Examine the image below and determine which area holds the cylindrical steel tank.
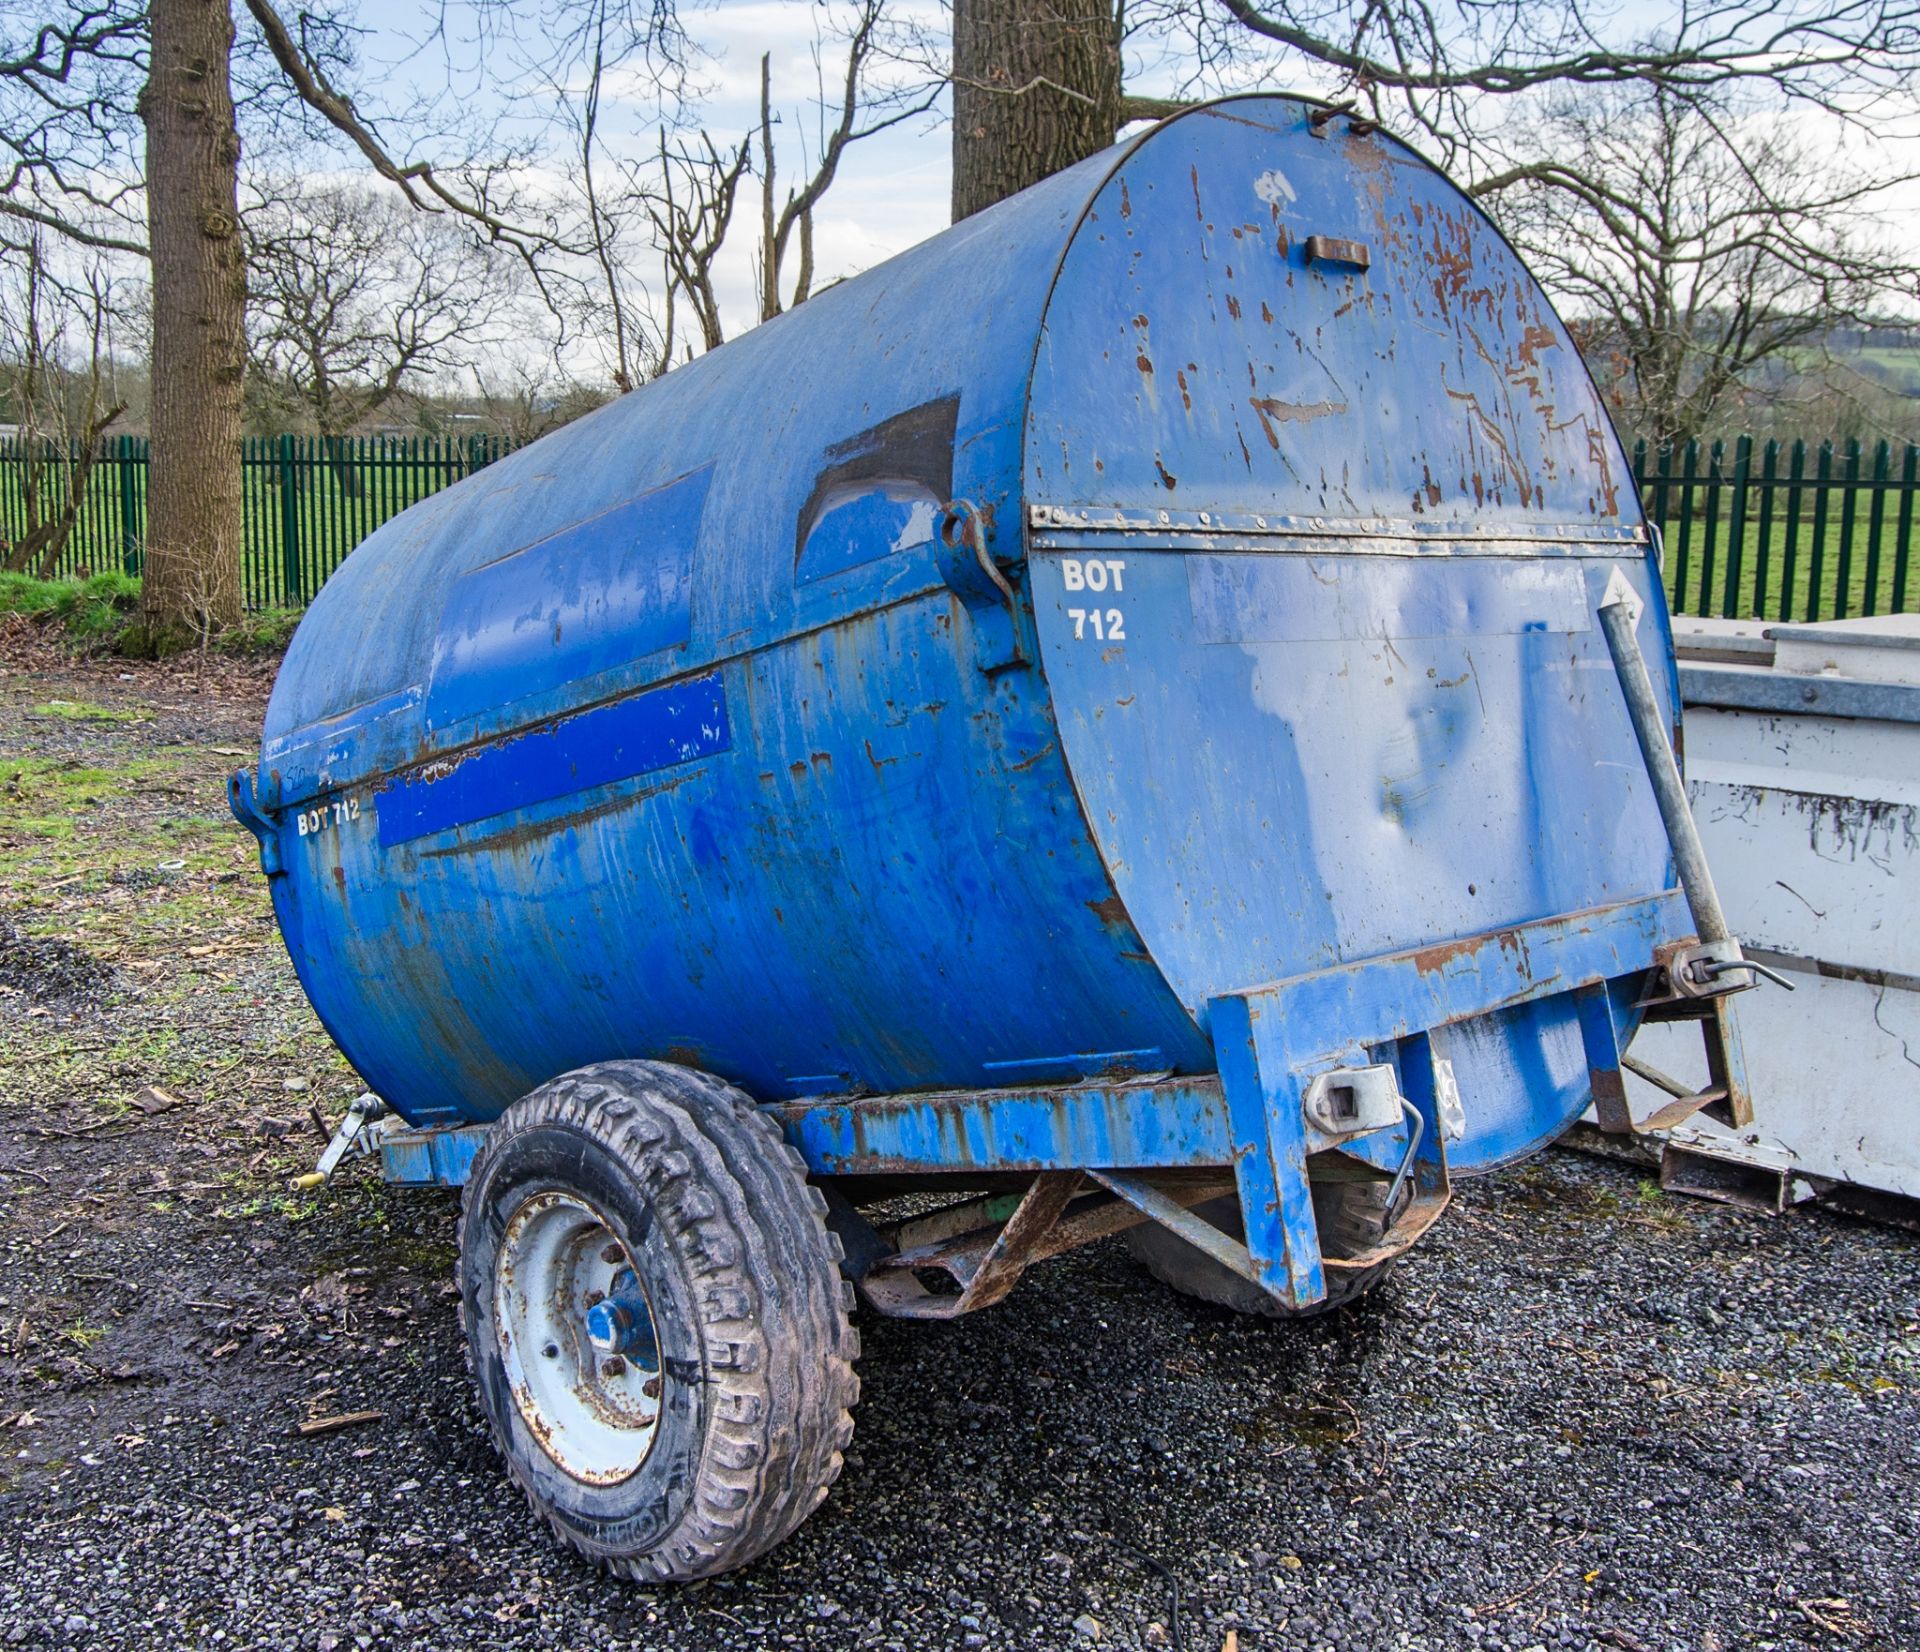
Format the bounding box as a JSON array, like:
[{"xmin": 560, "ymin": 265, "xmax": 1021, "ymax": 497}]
[{"xmin": 246, "ymin": 94, "xmax": 1678, "ymax": 1173}]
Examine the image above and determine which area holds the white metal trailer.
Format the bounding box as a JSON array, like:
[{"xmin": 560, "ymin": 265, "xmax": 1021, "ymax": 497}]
[{"xmin": 1614, "ymin": 613, "xmax": 1920, "ymax": 1216}]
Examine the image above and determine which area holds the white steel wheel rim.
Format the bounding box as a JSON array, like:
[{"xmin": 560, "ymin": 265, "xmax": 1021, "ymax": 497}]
[{"xmin": 494, "ymin": 1190, "xmax": 663, "ymax": 1485}]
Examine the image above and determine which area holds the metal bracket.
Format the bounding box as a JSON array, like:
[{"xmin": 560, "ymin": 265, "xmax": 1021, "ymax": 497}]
[
  {"xmin": 1301, "ymin": 1063, "xmax": 1404, "ymax": 1140},
  {"xmin": 936, "ymin": 497, "xmax": 1028, "ymax": 674},
  {"xmin": 1654, "ymin": 938, "xmax": 1794, "ymax": 999},
  {"xmin": 847, "ymin": 1173, "xmax": 1240, "ymax": 1319},
  {"xmin": 1583, "ymin": 974, "xmax": 1754, "ymax": 1136},
  {"xmin": 856, "ymin": 1172, "xmax": 1081, "ymax": 1318}
]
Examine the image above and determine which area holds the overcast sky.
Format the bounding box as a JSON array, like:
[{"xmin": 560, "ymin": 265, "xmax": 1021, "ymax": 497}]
[
  {"xmin": 334, "ymin": 0, "xmax": 1364, "ymax": 348},
  {"xmin": 331, "ymin": 0, "xmax": 1918, "ymax": 370}
]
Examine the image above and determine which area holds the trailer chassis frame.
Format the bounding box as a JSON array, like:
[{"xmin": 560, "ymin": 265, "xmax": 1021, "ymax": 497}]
[{"xmin": 374, "ymin": 884, "xmax": 1723, "ymax": 1317}]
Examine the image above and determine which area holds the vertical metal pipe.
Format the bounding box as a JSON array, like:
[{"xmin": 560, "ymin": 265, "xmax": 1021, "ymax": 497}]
[{"xmin": 1596, "ymin": 569, "xmax": 1732, "ymax": 946}]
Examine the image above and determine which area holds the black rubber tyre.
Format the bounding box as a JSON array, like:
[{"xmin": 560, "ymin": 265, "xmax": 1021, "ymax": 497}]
[
  {"xmin": 1124, "ymin": 1180, "xmax": 1397, "ymax": 1319},
  {"xmin": 457, "ymin": 1060, "xmax": 859, "ymax": 1581}
]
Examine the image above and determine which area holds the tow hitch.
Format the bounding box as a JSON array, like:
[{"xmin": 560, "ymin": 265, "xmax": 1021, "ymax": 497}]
[{"xmin": 290, "ymin": 1094, "xmax": 389, "ymax": 1191}]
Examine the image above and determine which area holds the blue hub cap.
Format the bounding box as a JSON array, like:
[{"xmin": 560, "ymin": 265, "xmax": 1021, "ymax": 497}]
[{"xmin": 583, "ymin": 1268, "xmax": 660, "ymax": 1370}]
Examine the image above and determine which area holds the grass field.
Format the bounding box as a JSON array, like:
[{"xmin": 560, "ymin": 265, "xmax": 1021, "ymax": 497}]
[{"xmin": 1658, "ymin": 511, "xmax": 1915, "ymax": 622}]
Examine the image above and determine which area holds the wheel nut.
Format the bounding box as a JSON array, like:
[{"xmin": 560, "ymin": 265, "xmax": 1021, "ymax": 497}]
[
  {"xmin": 601, "ymin": 1243, "xmax": 624, "ymax": 1264},
  {"xmin": 642, "ymin": 1375, "xmax": 662, "ymax": 1399},
  {"xmin": 601, "ymin": 1356, "xmax": 626, "ymax": 1378}
]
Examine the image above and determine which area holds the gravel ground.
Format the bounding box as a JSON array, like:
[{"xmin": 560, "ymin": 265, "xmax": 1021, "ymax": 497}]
[{"xmin": 2, "ymin": 640, "xmax": 1917, "ymax": 1652}]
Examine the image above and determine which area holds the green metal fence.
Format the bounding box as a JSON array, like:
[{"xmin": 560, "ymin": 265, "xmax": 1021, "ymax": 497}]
[
  {"xmin": 3, "ymin": 430, "xmax": 1916, "ymax": 620},
  {"xmin": 1632, "ymin": 436, "xmax": 1918, "ymax": 622},
  {"xmin": 0, "ymin": 433, "xmax": 510, "ymax": 610}
]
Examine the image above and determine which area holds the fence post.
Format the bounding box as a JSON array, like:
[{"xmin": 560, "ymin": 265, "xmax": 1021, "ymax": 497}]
[
  {"xmin": 1753, "ymin": 439, "xmax": 1778, "ymax": 621},
  {"xmin": 1834, "ymin": 438, "xmax": 1861, "ymax": 620},
  {"xmin": 1807, "ymin": 443, "xmax": 1833, "ymax": 623},
  {"xmin": 1863, "ymin": 439, "xmax": 1890, "ymax": 619},
  {"xmin": 1782, "ymin": 440, "xmax": 1806, "ymax": 622},
  {"xmin": 1696, "ymin": 439, "xmax": 1723, "ymax": 614},
  {"xmin": 278, "ymin": 432, "xmax": 302, "ymax": 605},
  {"xmin": 1895, "ymin": 444, "xmax": 1917, "ymax": 617},
  {"xmin": 117, "ymin": 433, "xmax": 143, "ymax": 575},
  {"xmin": 1723, "ymin": 436, "xmax": 1751, "ymax": 617},
  {"xmin": 1672, "ymin": 440, "xmax": 1698, "ymax": 611}
]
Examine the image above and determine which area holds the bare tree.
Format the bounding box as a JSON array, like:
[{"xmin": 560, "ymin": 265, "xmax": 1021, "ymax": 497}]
[
  {"xmin": 3, "ymin": 0, "xmax": 624, "ymax": 648},
  {"xmin": 515, "ymin": 0, "xmax": 691, "ymax": 393},
  {"xmin": 1171, "ymin": 0, "xmax": 1920, "ymax": 167},
  {"xmin": 470, "ymin": 361, "xmax": 612, "ymax": 444},
  {"xmin": 942, "ymin": 0, "xmax": 1920, "ymax": 215},
  {"xmin": 0, "ymin": 231, "xmax": 127, "ymax": 576},
  {"xmin": 0, "ymin": 1, "xmax": 149, "ymax": 255},
  {"xmin": 244, "ymin": 180, "xmax": 515, "ymax": 468},
  {"xmin": 1480, "ymin": 86, "xmax": 1917, "ymax": 447},
  {"xmin": 568, "ymin": 0, "xmax": 656, "ymax": 392},
  {"xmin": 757, "ymin": 0, "xmax": 941, "ymax": 321},
  {"xmin": 641, "ymin": 128, "xmax": 751, "ymax": 357}
]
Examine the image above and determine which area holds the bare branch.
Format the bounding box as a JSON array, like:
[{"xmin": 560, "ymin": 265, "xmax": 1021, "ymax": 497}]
[
  {"xmin": 239, "ymin": 0, "xmax": 564, "ymax": 260},
  {"xmin": 0, "ymin": 194, "xmax": 144, "ymax": 255}
]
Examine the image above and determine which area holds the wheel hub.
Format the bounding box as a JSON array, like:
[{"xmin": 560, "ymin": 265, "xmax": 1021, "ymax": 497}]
[
  {"xmin": 494, "ymin": 1191, "xmax": 664, "ymax": 1485},
  {"xmin": 583, "ymin": 1270, "xmax": 660, "ymax": 1367}
]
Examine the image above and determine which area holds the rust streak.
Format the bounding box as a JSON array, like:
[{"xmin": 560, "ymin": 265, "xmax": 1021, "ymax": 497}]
[{"xmin": 1247, "ymin": 396, "xmax": 1347, "ymax": 450}]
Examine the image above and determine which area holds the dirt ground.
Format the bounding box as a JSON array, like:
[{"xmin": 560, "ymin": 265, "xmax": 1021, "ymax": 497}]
[{"xmin": 2, "ymin": 627, "xmax": 1917, "ymax": 1652}]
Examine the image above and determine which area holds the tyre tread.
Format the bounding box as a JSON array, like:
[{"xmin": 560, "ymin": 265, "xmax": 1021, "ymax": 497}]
[{"xmin": 457, "ymin": 1059, "xmax": 858, "ymax": 1582}]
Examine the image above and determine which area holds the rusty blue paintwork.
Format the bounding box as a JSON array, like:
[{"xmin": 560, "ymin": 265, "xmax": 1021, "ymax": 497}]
[{"xmin": 238, "ymin": 95, "xmax": 1692, "ymax": 1299}]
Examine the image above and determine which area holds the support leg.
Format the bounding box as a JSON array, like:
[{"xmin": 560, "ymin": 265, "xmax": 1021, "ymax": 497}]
[
  {"xmin": 1702, "ymin": 993, "xmax": 1754, "ymax": 1129},
  {"xmin": 1210, "ymin": 994, "xmax": 1326, "ymax": 1310},
  {"xmin": 1575, "ymin": 980, "xmax": 1634, "ymax": 1135}
]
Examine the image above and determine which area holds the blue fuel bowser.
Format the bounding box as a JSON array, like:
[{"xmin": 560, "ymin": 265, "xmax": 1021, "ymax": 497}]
[{"xmin": 233, "ymin": 96, "xmax": 1771, "ymax": 1580}]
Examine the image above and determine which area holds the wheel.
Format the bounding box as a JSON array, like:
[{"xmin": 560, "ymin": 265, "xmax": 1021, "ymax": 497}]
[
  {"xmin": 1124, "ymin": 1179, "xmax": 1398, "ymax": 1319},
  {"xmin": 457, "ymin": 1060, "xmax": 859, "ymax": 1581}
]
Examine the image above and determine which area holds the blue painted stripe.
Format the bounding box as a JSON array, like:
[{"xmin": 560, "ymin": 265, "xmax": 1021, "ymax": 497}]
[{"xmin": 377, "ymin": 671, "xmax": 730, "ymax": 848}]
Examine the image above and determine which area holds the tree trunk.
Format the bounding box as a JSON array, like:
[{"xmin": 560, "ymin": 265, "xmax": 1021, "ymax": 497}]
[
  {"xmin": 951, "ymin": 0, "xmax": 1122, "ymax": 221},
  {"xmin": 139, "ymin": 0, "xmax": 246, "ymax": 649}
]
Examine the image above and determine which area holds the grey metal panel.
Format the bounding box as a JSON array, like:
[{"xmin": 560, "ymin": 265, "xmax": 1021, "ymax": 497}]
[{"xmin": 1678, "ymin": 664, "xmax": 1920, "ymax": 725}]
